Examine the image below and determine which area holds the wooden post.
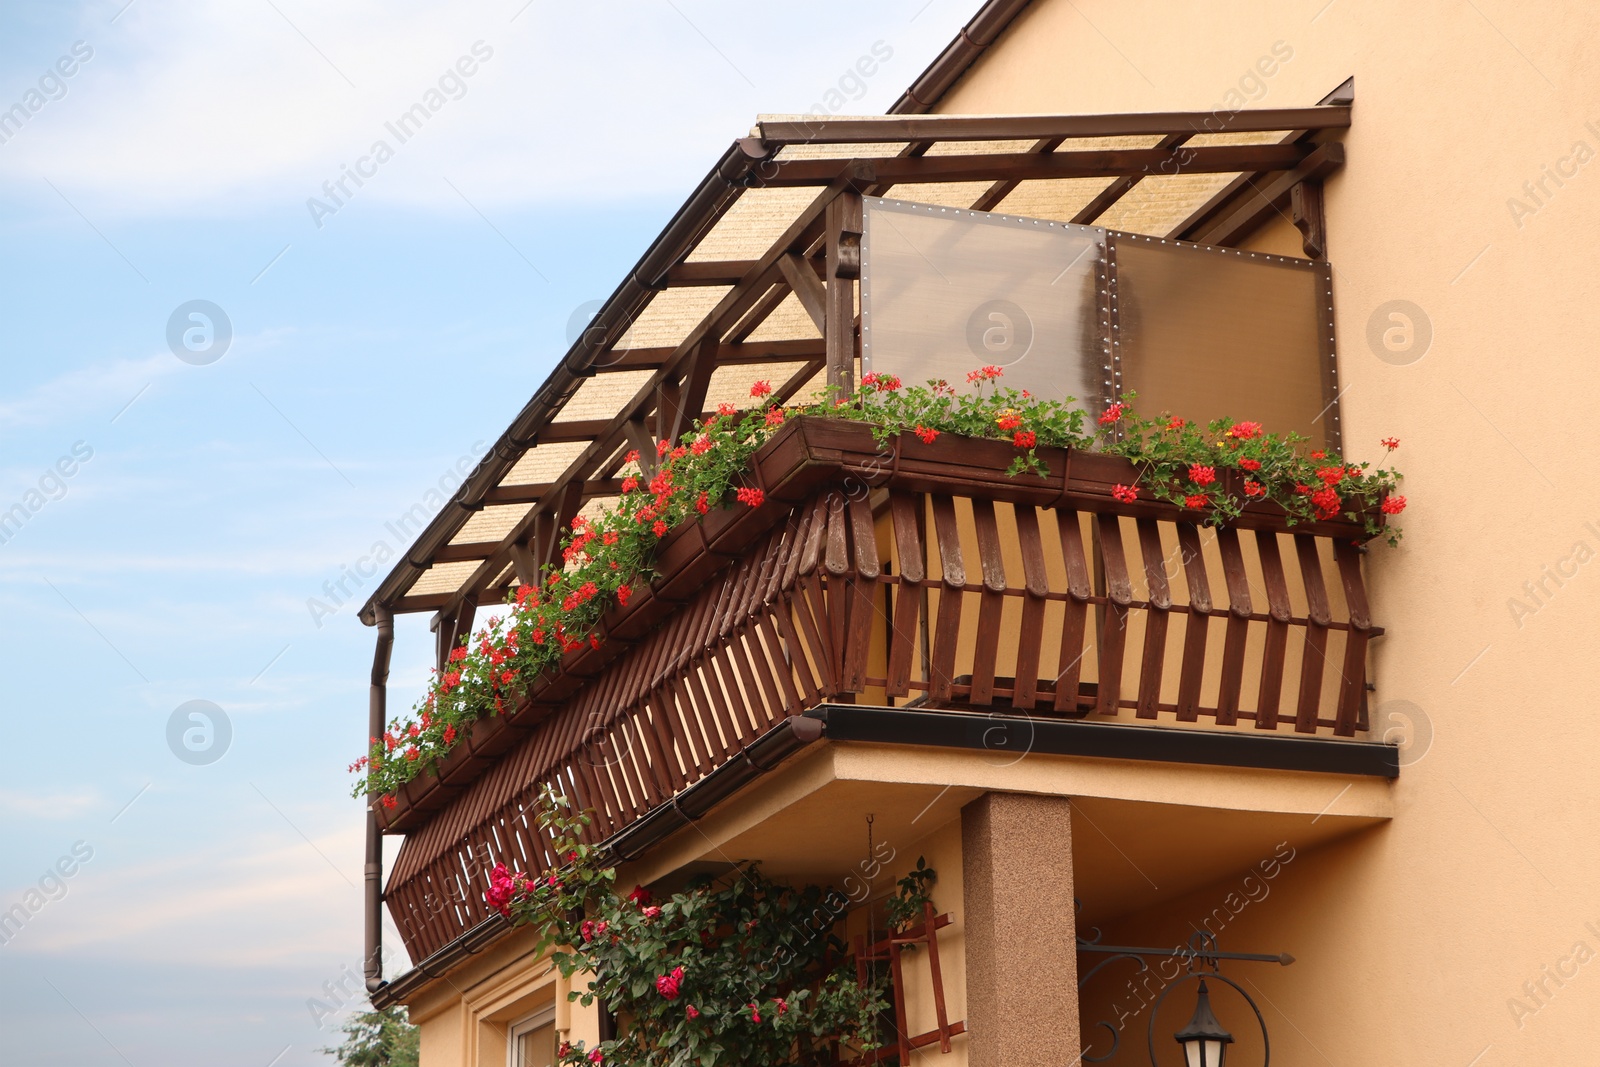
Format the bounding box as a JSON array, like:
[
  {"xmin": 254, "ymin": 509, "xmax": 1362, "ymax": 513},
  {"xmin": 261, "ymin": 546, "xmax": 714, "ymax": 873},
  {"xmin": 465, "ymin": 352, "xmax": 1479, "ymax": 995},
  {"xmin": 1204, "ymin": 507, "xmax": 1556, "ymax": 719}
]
[{"xmin": 825, "ymin": 191, "xmax": 863, "ymax": 399}]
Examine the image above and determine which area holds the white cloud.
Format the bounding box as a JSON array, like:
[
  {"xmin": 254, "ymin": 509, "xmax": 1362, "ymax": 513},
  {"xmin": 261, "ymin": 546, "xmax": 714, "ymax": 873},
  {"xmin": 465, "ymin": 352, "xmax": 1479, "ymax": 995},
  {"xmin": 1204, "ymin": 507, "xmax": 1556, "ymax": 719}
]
[
  {"xmin": 8, "ymin": 824, "xmax": 365, "ymax": 966},
  {"xmin": 0, "ymin": 787, "xmax": 101, "ymax": 821},
  {"xmin": 0, "ymin": 0, "xmax": 949, "ymax": 218}
]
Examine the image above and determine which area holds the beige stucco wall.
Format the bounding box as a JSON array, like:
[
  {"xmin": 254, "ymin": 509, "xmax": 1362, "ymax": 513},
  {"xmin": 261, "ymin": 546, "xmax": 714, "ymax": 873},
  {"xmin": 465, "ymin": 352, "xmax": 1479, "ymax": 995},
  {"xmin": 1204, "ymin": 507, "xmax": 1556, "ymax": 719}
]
[{"xmin": 936, "ymin": 0, "xmax": 1600, "ymax": 1061}]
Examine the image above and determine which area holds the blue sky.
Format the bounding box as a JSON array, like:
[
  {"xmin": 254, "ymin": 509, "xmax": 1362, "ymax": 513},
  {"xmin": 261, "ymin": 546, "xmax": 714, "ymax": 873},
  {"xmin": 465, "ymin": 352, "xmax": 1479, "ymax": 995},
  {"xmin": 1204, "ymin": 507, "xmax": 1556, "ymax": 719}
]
[{"xmin": 0, "ymin": 3, "xmax": 970, "ymax": 1063}]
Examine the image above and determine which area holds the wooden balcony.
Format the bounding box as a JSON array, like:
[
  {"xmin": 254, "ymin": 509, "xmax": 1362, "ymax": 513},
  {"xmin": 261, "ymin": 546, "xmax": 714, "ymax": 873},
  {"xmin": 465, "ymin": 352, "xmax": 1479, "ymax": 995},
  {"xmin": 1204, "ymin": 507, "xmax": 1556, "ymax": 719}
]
[{"xmin": 381, "ymin": 416, "xmax": 1382, "ymax": 960}]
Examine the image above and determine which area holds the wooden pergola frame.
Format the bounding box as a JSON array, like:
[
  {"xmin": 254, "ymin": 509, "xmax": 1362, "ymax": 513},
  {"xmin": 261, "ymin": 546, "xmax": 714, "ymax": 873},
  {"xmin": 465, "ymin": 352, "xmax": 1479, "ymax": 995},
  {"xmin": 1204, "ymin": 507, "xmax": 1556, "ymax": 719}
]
[{"xmin": 356, "ymin": 103, "xmax": 1353, "ymax": 672}]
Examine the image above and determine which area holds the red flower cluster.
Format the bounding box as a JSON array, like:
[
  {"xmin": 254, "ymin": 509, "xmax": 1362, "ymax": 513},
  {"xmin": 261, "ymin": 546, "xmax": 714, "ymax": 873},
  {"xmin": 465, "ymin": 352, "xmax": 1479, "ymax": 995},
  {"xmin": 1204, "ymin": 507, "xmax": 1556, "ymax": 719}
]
[
  {"xmin": 914, "ymin": 425, "xmax": 940, "ymax": 444},
  {"xmin": 1012, "ymin": 430, "xmax": 1036, "ymax": 448},
  {"xmin": 966, "ymin": 364, "xmax": 1004, "ymax": 384},
  {"xmin": 860, "ymin": 371, "xmax": 902, "ymax": 391},
  {"xmin": 1382, "ymin": 437, "xmax": 1401, "ymax": 450},
  {"xmin": 655, "ymin": 966, "xmax": 684, "ymax": 999},
  {"xmin": 1382, "ymin": 495, "xmax": 1407, "ymax": 514},
  {"xmin": 735, "ymin": 487, "xmax": 765, "ymax": 507},
  {"xmin": 750, "ymin": 380, "xmax": 773, "ymax": 398},
  {"xmin": 996, "ymin": 411, "xmax": 1022, "ymax": 431},
  {"xmin": 1112, "ymin": 484, "xmax": 1138, "ymax": 504},
  {"xmin": 1226, "ymin": 421, "xmax": 1263, "ymax": 440},
  {"xmin": 1310, "ymin": 485, "xmax": 1341, "ymax": 519},
  {"xmin": 1185, "ymin": 493, "xmax": 1209, "ymax": 509},
  {"xmin": 1099, "ymin": 401, "xmax": 1126, "ymax": 425},
  {"xmin": 1188, "ymin": 464, "xmax": 1216, "ymax": 487}
]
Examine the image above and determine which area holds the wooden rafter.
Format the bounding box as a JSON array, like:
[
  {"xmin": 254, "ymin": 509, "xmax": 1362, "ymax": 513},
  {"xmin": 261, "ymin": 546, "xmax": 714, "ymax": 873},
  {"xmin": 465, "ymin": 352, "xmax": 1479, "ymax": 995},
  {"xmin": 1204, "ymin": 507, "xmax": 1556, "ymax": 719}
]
[
  {"xmin": 758, "ymin": 142, "xmax": 1316, "ymax": 188},
  {"xmin": 753, "ymin": 106, "xmax": 1351, "ymax": 145}
]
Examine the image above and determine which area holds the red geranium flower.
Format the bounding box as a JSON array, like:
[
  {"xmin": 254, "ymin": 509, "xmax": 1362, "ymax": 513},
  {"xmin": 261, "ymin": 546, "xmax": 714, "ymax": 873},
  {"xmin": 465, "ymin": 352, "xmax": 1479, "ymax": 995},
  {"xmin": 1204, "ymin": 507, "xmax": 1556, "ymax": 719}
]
[
  {"xmin": 1012, "ymin": 430, "xmax": 1036, "ymax": 448},
  {"xmin": 750, "ymin": 379, "xmax": 773, "ymax": 398},
  {"xmin": 765, "ymin": 408, "xmax": 785, "ymax": 427},
  {"xmin": 996, "ymin": 412, "xmax": 1022, "ymax": 431},
  {"xmin": 617, "ymin": 584, "xmax": 632, "ymax": 606},
  {"xmin": 736, "ymin": 487, "xmax": 765, "ymax": 507},
  {"xmin": 1111, "ymin": 484, "xmax": 1138, "ymax": 504},
  {"xmin": 651, "ymin": 519, "xmax": 668, "ymax": 537},
  {"xmin": 1188, "ymin": 464, "xmax": 1216, "ymax": 486},
  {"xmin": 1240, "ymin": 458, "xmax": 1261, "ymax": 471},
  {"xmin": 1228, "ymin": 421, "xmax": 1263, "ymax": 440},
  {"xmin": 1381, "ymin": 495, "xmax": 1407, "ymax": 514},
  {"xmin": 914, "ymin": 425, "xmax": 940, "ymax": 444},
  {"xmin": 717, "ymin": 402, "xmax": 737, "ymax": 416},
  {"xmin": 1185, "ymin": 493, "xmax": 1209, "ymax": 509},
  {"xmin": 1165, "ymin": 416, "xmax": 1186, "ymax": 431},
  {"xmin": 695, "ymin": 491, "xmax": 709, "ymax": 515},
  {"xmin": 1381, "ymin": 437, "xmax": 1400, "ymax": 450},
  {"xmin": 1243, "ymin": 480, "xmax": 1265, "ymax": 497},
  {"xmin": 1099, "ymin": 401, "xmax": 1126, "ymax": 425}
]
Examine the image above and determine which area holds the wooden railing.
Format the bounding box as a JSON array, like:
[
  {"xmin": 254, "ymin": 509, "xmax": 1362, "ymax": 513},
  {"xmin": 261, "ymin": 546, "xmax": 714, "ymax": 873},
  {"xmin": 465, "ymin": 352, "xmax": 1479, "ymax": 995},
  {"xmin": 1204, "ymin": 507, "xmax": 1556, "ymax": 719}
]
[{"xmin": 381, "ymin": 418, "xmax": 1381, "ymax": 960}]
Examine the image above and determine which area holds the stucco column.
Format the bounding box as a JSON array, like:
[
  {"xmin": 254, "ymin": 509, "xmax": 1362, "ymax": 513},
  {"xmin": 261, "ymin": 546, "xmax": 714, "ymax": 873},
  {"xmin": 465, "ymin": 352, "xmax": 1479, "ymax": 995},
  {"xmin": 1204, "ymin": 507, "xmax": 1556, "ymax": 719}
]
[{"xmin": 961, "ymin": 792, "xmax": 1079, "ymax": 1067}]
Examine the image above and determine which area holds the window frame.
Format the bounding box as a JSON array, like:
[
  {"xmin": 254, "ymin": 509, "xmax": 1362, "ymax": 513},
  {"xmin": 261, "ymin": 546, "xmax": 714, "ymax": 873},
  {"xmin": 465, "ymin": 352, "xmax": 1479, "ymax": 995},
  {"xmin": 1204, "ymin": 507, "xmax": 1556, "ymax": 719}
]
[{"xmin": 506, "ymin": 1005, "xmax": 558, "ymax": 1067}]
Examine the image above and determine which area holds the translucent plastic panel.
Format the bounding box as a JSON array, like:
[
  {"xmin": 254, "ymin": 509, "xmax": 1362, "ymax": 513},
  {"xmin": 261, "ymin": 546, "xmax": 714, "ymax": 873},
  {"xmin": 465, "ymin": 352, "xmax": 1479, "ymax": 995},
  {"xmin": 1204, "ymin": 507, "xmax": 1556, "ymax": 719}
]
[
  {"xmin": 1111, "ymin": 235, "xmax": 1337, "ymax": 448},
  {"xmin": 861, "ymin": 197, "xmax": 1107, "ymax": 405}
]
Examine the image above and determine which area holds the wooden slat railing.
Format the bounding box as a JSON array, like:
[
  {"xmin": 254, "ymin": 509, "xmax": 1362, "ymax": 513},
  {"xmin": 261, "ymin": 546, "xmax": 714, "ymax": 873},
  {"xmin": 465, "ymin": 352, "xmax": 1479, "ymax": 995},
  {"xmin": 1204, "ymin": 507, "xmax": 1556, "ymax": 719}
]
[{"xmin": 382, "ymin": 418, "xmax": 1383, "ymax": 960}]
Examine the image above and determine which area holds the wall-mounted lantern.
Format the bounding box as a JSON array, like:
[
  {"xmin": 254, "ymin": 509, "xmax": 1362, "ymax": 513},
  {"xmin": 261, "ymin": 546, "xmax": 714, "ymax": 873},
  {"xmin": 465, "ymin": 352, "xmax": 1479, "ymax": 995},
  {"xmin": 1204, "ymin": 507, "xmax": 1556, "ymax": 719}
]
[
  {"xmin": 1075, "ymin": 916, "xmax": 1290, "ymax": 1067},
  {"xmin": 1173, "ymin": 979, "xmax": 1233, "ymax": 1067}
]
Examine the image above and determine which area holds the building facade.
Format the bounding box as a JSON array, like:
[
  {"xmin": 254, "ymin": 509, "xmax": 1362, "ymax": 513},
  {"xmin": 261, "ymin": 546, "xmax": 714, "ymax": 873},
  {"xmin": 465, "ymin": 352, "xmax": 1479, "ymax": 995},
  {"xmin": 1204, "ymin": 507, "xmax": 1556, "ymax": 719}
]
[{"xmin": 353, "ymin": 2, "xmax": 1600, "ymax": 1064}]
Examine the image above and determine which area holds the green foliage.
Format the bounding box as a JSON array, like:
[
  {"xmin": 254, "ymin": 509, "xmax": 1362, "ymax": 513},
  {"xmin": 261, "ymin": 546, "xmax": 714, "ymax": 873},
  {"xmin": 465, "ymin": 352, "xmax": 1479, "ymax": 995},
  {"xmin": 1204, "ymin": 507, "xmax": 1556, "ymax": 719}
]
[
  {"xmin": 489, "ymin": 790, "xmax": 895, "ymax": 1067},
  {"xmin": 319, "ymin": 1006, "xmax": 419, "ymax": 1067},
  {"xmin": 350, "ymin": 368, "xmax": 1406, "ymax": 799},
  {"xmin": 883, "ymin": 856, "xmax": 936, "ymax": 937}
]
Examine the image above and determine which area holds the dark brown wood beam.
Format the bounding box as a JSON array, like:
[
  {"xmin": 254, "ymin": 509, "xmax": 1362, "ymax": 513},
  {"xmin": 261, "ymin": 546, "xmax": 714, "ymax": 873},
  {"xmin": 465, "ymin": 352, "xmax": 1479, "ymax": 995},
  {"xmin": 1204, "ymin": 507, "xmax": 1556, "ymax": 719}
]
[
  {"xmin": 754, "ymin": 107, "xmax": 1352, "ymax": 146},
  {"xmin": 480, "ymin": 479, "xmax": 626, "ymax": 506},
  {"xmin": 595, "ymin": 338, "xmax": 825, "ymax": 371},
  {"xmin": 1189, "ymin": 142, "xmax": 1346, "ymax": 248},
  {"xmin": 969, "ymin": 136, "xmax": 1063, "ymax": 212},
  {"xmin": 663, "ymin": 260, "xmax": 759, "ymax": 286},
  {"xmin": 1070, "ymin": 133, "xmax": 1191, "ymax": 225},
  {"xmin": 825, "ymin": 192, "xmax": 862, "ymax": 397},
  {"xmin": 433, "ymin": 541, "xmax": 505, "ymax": 564},
  {"xmin": 759, "ymin": 143, "xmax": 1315, "ymax": 188},
  {"xmin": 777, "ymin": 253, "xmax": 828, "ymax": 333}
]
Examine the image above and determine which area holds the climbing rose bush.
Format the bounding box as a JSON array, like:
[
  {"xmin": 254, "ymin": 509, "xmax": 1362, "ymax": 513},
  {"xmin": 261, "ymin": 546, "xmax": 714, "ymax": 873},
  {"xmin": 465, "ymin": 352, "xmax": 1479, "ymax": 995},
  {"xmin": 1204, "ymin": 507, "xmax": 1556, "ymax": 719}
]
[
  {"xmin": 485, "ymin": 791, "xmax": 895, "ymax": 1067},
  {"xmin": 351, "ymin": 369, "xmax": 1405, "ymax": 801}
]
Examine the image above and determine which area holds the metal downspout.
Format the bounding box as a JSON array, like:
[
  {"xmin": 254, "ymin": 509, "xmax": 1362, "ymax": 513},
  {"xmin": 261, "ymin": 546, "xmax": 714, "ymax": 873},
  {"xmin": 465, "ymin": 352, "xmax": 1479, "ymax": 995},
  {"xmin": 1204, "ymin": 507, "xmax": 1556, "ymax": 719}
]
[{"xmin": 365, "ymin": 606, "xmax": 395, "ymax": 995}]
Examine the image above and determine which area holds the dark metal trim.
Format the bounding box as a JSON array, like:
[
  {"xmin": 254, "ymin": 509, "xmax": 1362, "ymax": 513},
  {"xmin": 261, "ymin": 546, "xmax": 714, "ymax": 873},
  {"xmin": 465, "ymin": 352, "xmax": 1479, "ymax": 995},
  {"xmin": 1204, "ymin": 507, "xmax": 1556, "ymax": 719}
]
[
  {"xmin": 891, "ymin": 0, "xmax": 1036, "ymax": 113},
  {"xmin": 807, "ymin": 705, "xmax": 1400, "ymax": 778}
]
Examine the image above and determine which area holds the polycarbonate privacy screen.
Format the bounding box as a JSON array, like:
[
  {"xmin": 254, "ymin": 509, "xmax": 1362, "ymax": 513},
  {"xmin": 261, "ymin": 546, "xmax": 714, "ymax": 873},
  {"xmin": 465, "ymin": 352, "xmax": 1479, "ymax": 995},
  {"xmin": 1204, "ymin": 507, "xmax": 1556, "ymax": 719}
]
[
  {"xmin": 1111, "ymin": 235, "xmax": 1340, "ymax": 450},
  {"xmin": 860, "ymin": 197, "xmax": 1341, "ymax": 449},
  {"xmin": 860, "ymin": 197, "xmax": 1108, "ymax": 406}
]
